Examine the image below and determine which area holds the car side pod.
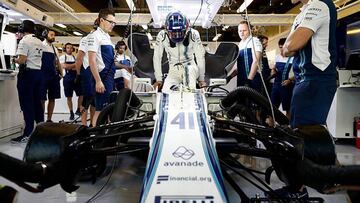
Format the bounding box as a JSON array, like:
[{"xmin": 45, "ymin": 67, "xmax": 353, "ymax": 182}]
[{"xmin": 23, "ymin": 122, "xmax": 89, "ymax": 192}]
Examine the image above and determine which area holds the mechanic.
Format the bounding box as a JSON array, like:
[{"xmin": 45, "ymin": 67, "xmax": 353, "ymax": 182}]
[
  {"xmin": 153, "ymin": 11, "xmax": 206, "ymax": 92},
  {"xmin": 59, "ymin": 43, "xmax": 83, "ymax": 120},
  {"xmin": 87, "ymin": 8, "xmax": 116, "ymax": 126},
  {"xmin": 40, "ymin": 29, "xmax": 63, "ymax": 123},
  {"xmin": 11, "ymin": 20, "xmax": 44, "ymax": 143},
  {"xmin": 75, "ymin": 32, "xmax": 96, "ymax": 127},
  {"xmin": 229, "ymin": 21, "xmax": 263, "ymax": 92},
  {"xmin": 270, "ymin": 38, "xmax": 294, "ymax": 119},
  {"xmin": 270, "ymin": 0, "xmax": 338, "ymax": 199},
  {"xmin": 114, "ymin": 40, "xmax": 133, "ymax": 90},
  {"xmin": 284, "ymin": 0, "xmax": 337, "ymax": 128}
]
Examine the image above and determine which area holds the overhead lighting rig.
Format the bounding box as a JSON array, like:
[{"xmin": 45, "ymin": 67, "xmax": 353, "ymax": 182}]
[{"xmin": 145, "ymin": 0, "xmax": 223, "ymax": 28}]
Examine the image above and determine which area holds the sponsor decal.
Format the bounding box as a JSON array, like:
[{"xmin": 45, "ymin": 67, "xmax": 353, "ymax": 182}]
[
  {"xmin": 172, "ymin": 146, "xmax": 194, "ymax": 160},
  {"xmin": 162, "ymin": 146, "xmax": 204, "ymax": 167},
  {"xmin": 156, "ymin": 175, "xmax": 212, "ymax": 184},
  {"xmin": 156, "ymin": 175, "xmax": 169, "ymax": 184},
  {"xmin": 154, "ymin": 195, "xmax": 214, "ymax": 203}
]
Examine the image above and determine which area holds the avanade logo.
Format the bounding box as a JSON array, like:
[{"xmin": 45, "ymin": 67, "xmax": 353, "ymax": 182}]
[
  {"xmin": 172, "ymin": 146, "xmax": 194, "ymax": 160},
  {"xmin": 163, "ymin": 146, "xmax": 204, "ymax": 167}
]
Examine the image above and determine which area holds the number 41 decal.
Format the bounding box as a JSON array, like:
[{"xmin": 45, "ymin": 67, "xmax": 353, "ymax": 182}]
[{"xmin": 170, "ymin": 112, "xmax": 195, "ymax": 129}]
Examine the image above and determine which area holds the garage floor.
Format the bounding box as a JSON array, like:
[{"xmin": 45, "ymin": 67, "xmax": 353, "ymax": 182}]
[{"xmin": 0, "ymin": 114, "xmax": 359, "ymax": 203}]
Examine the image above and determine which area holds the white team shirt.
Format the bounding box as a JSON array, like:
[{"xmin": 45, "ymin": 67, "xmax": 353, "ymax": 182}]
[
  {"xmin": 42, "ymin": 40, "xmax": 59, "ymax": 55},
  {"xmin": 87, "ymin": 27, "xmax": 114, "ymax": 72},
  {"xmin": 291, "ymin": 0, "xmax": 332, "ymax": 71},
  {"xmin": 114, "ymin": 53, "xmax": 132, "ymax": 79},
  {"xmin": 78, "ymin": 36, "xmax": 89, "ymax": 69},
  {"xmin": 16, "ymin": 34, "xmax": 43, "ymax": 70},
  {"xmin": 59, "ymin": 54, "xmax": 76, "ymax": 64},
  {"xmin": 238, "ymin": 36, "xmax": 262, "ymax": 54},
  {"xmin": 274, "ymin": 55, "xmax": 294, "ymax": 64}
]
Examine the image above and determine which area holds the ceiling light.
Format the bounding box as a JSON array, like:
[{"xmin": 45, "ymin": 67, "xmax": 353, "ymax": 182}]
[
  {"xmin": 347, "ymin": 29, "xmax": 360, "ymax": 35},
  {"xmin": 212, "ymin": 34, "xmax": 222, "ymax": 41},
  {"xmin": 146, "ymin": 0, "xmax": 223, "ymax": 28},
  {"xmin": 73, "ymin": 31, "xmax": 83, "ymax": 36},
  {"xmin": 55, "ymin": 23, "xmax": 67, "ymax": 28},
  {"xmin": 126, "ymin": 0, "xmax": 136, "ymax": 11},
  {"xmin": 20, "ymin": 18, "xmax": 34, "ymax": 21},
  {"xmin": 146, "ymin": 32, "xmax": 153, "ymax": 41},
  {"xmin": 6, "ymin": 10, "xmax": 23, "ymax": 17},
  {"xmin": 237, "ymin": 0, "xmax": 254, "ymax": 13},
  {"xmin": 142, "ymin": 25, "xmax": 148, "ymax": 30}
]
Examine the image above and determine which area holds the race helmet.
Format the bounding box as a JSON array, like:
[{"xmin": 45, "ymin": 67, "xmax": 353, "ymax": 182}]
[{"xmin": 165, "ymin": 11, "xmax": 189, "ymax": 43}]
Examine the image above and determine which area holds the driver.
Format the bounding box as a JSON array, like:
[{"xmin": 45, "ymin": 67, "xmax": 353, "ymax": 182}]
[{"xmin": 153, "ymin": 11, "xmax": 206, "ymax": 92}]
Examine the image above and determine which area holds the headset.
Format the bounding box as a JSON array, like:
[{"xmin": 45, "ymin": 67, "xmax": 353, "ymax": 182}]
[
  {"xmin": 18, "ymin": 20, "xmax": 35, "ymax": 34},
  {"xmin": 33, "ymin": 25, "xmax": 49, "ymax": 41},
  {"xmin": 63, "ymin": 43, "xmax": 75, "ymax": 53}
]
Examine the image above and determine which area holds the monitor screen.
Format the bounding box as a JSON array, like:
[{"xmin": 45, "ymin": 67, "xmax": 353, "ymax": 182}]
[
  {"xmin": 345, "ymin": 21, "xmax": 360, "ymax": 70},
  {"xmin": 345, "ymin": 52, "xmax": 360, "ymax": 70}
]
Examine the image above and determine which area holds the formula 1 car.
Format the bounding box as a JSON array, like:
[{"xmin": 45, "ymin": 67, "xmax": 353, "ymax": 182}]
[{"xmin": 1, "ymin": 85, "xmax": 360, "ymax": 203}]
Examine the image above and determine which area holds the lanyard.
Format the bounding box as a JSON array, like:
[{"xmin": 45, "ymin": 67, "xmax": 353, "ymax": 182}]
[
  {"xmin": 243, "ymin": 38, "xmax": 252, "ymax": 76},
  {"xmin": 281, "ymin": 57, "xmax": 292, "ymax": 81}
]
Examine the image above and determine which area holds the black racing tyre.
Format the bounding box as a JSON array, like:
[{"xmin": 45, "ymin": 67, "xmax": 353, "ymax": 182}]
[
  {"xmin": 112, "ymin": 89, "xmax": 141, "ymax": 122},
  {"xmin": 96, "ymin": 103, "xmax": 115, "ymax": 127},
  {"xmin": 221, "ymin": 86, "xmax": 289, "ymax": 125},
  {"xmin": 77, "ymin": 104, "xmax": 116, "ymax": 182}
]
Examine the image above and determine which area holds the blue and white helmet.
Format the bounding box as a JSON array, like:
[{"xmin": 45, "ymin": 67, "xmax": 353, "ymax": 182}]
[{"xmin": 165, "ymin": 11, "xmax": 189, "ymax": 43}]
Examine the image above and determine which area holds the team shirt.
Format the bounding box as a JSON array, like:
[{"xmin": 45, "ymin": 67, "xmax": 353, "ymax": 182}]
[
  {"xmin": 16, "ymin": 34, "xmax": 44, "ymax": 70},
  {"xmin": 87, "ymin": 27, "xmax": 115, "ymax": 73},
  {"xmin": 41, "ymin": 40, "xmax": 60, "ymax": 77},
  {"xmin": 273, "ymin": 55, "xmax": 293, "ymax": 83},
  {"xmin": 237, "ymin": 36, "xmax": 262, "ymax": 77},
  {"xmin": 59, "ymin": 54, "xmax": 76, "ymax": 64},
  {"xmin": 290, "ymin": 0, "xmax": 337, "ymax": 82},
  {"xmin": 114, "ymin": 53, "xmax": 132, "ymax": 79},
  {"xmin": 78, "ymin": 36, "xmax": 90, "ymax": 69},
  {"xmin": 59, "ymin": 54, "xmax": 76, "ymax": 76}
]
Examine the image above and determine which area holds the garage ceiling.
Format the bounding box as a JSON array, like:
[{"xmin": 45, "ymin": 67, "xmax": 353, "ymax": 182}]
[{"xmin": 4, "ymin": 0, "xmax": 359, "ymax": 41}]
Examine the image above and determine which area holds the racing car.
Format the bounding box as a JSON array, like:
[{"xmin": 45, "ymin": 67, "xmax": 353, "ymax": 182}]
[
  {"xmin": 1, "ymin": 33, "xmax": 360, "ymax": 202},
  {"xmin": 1, "ymin": 85, "xmax": 360, "ymax": 203}
]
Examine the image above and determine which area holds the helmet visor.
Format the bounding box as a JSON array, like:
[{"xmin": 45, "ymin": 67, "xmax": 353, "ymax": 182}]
[{"xmin": 168, "ymin": 30, "xmax": 185, "ymax": 43}]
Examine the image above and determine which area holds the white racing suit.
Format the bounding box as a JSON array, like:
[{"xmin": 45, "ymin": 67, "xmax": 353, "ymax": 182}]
[{"xmin": 153, "ymin": 28, "xmax": 205, "ymax": 92}]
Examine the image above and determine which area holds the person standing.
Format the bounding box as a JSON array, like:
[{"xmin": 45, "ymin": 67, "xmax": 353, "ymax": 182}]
[
  {"xmin": 152, "ymin": 11, "xmax": 206, "ymax": 91},
  {"xmin": 11, "ymin": 20, "xmax": 44, "ymax": 143},
  {"xmin": 114, "ymin": 40, "xmax": 132, "ymax": 90},
  {"xmin": 268, "ymin": 0, "xmax": 338, "ymax": 199},
  {"xmin": 76, "ymin": 33, "xmax": 96, "ymax": 127},
  {"xmin": 40, "ymin": 29, "xmax": 63, "ymax": 122},
  {"xmin": 60, "ymin": 43, "xmax": 83, "ymax": 120},
  {"xmin": 283, "ymin": 0, "xmax": 337, "ymax": 128},
  {"xmin": 87, "ymin": 8, "xmax": 116, "ymax": 126},
  {"xmin": 270, "ymin": 38, "xmax": 294, "ymax": 119},
  {"xmin": 229, "ymin": 21, "xmax": 263, "ymax": 92}
]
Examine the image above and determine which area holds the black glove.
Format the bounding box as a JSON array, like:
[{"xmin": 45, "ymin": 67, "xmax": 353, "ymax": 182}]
[
  {"xmin": 266, "ymin": 74, "xmax": 276, "ymax": 82},
  {"xmin": 244, "ymin": 78, "xmax": 252, "ymax": 87}
]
